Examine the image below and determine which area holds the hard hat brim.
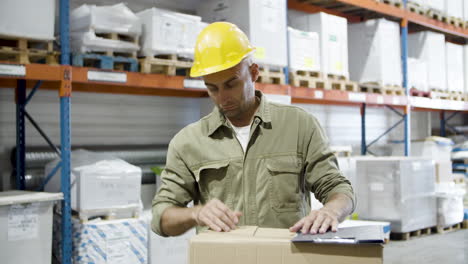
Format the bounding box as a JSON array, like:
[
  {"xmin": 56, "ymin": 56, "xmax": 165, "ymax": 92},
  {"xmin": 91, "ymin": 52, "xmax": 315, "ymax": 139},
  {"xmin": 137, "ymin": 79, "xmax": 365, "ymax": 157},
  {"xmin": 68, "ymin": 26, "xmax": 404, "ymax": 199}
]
[{"xmin": 190, "ymin": 48, "xmax": 255, "ymax": 78}]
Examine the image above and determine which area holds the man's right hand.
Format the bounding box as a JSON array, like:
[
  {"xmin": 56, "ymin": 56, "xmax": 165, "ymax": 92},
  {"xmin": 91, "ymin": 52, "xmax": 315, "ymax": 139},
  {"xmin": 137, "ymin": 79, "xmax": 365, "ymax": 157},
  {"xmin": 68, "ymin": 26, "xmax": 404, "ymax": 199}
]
[{"xmin": 191, "ymin": 199, "xmax": 242, "ymax": 232}]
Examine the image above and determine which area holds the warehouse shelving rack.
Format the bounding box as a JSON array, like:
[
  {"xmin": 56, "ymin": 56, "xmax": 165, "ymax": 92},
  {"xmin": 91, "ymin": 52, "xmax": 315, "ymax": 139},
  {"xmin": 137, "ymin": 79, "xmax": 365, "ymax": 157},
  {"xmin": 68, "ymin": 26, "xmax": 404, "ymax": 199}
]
[{"xmin": 0, "ymin": 0, "xmax": 466, "ymax": 263}]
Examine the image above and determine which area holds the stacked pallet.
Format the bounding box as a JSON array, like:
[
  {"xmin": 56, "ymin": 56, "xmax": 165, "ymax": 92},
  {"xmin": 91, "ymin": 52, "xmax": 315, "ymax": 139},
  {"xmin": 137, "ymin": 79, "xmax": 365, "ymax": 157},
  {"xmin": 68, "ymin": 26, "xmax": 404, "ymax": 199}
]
[{"xmin": 70, "ymin": 3, "xmax": 141, "ymax": 72}]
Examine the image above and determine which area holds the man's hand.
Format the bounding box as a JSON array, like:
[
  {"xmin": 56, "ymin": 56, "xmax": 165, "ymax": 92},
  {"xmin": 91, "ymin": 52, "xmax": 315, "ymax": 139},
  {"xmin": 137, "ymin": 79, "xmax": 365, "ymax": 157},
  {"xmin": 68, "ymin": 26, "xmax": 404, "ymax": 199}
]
[
  {"xmin": 289, "ymin": 207, "xmax": 340, "ymax": 234},
  {"xmin": 192, "ymin": 199, "xmax": 242, "ymax": 232}
]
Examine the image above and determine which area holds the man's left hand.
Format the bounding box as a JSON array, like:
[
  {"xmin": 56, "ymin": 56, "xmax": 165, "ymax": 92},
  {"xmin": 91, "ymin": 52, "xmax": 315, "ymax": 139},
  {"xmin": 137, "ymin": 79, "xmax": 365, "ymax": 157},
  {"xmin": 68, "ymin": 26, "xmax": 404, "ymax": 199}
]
[{"xmin": 289, "ymin": 207, "xmax": 340, "ymax": 234}]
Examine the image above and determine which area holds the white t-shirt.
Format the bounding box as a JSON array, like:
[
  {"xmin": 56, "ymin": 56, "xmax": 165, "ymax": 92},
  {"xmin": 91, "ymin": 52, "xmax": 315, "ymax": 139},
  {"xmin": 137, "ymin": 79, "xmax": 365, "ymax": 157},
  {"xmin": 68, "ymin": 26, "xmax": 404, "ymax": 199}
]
[{"xmin": 229, "ymin": 120, "xmax": 251, "ymax": 153}]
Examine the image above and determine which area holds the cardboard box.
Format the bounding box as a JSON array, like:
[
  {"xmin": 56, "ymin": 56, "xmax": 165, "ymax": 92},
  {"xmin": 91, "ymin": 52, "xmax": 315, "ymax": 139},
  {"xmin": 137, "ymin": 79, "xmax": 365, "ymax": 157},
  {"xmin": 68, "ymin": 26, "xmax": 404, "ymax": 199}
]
[
  {"xmin": 465, "ymin": 45, "xmax": 468, "ymax": 94},
  {"xmin": 408, "ymin": 31, "xmax": 447, "ymax": 91},
  {"xmin": 197, "ymin": 0, "xmax": 288, "ymax": 68},
  {"xmin": 446, "ymin": 42, "xmax": 465, "ymax": 93},
  {"xmin": 0, "ymin": 0, "xmax": 55, "ymax": 40},
  {"xmin": 0, "ymin": 191, "xmax": 62, "ymax": 264},
  {"xmin": 190, "ymin": 226, "xmax": 383, "ymax": 264},
  {"xmin": 408, "ymin": 58, "xmax": 428, "ymax": 91},
  {"xmin": 288, "ymin": 11, "xmax": 349, "ymax": 78},
  {"xmin": 348, "ymin": 18, "xmax": 402, "ymax": 86},
  {"xmin": 287, "ymin": 27, "xmax": 321, "ymax": 72}
]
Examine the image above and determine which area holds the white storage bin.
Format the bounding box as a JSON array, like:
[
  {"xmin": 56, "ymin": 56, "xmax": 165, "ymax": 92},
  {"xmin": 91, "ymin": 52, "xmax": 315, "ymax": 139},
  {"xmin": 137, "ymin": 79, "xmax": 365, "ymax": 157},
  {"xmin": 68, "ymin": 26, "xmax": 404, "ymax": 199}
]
[
  {"xmin": 138, "ymin": 7, "xmax": 202, "ymax": 58},
  {"xmin": 288, "ymin": 27, "xmax": 321, "ymax": 72},
  {"xmin": 355, "ymin": 157, "xmax": 437, "ymax": 233},
  {"xmin": 0, "ymin": 191, "xmax": 62, "ymax": 264},
  {"xmin": 44, "ymin": 149, "xmax": 142, "ymax": 215},
  {"xmin": 54, "ymin": 216, "xmax": 148, "ymax": 264},
  {"xmin": 197, "ymin": 0, "xmax": 288, "ymax": 68},
  {"xmin": 70, "ymin": 3, "xmax": 142, "ymax": 37},
  {"xmin": 408, "ymin": 31, "xmax": 447, "ymax": 91},
  {"xmin": 408, "ymin": 58, "xmax": 428, "ymax": 91},
  {"xmin": 348, "ymin": 18, "xmax": 402, "ymax": 86},
  {"xmin": 288, "ymin": 10, "xmax": 349, "ymax": 78},
  {"xmin": 446, "ymin": 42, "xmax": 465, "ymax": 93},
  {"xmin": 445, "ymin": 0, "xmax": 463, "ymax": 18},
  {"xmin": 0, "ymin": 0, "xmax": 55, "ymax": 40}
]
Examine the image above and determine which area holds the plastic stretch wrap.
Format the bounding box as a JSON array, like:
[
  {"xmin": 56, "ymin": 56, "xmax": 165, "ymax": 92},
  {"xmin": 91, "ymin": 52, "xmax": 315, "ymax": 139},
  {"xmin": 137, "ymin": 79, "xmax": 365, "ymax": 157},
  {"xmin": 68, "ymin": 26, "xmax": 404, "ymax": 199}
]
[
  {"xmin": 408, "ymin": 58, "xmax": 428, "ymax": 91},
  {"xmin": 435, "ymin": 182, "xmax": 465, "ymax": 227},
  {"xmin": 70, "ymin": 31, "xmax": 139, "ymax": 54},
  {"xmin": 348, "ymin": 18, "xmax": 402, "ymax": 86},
  {"xmin": 138, "ymin": 7, "xmax": 202, "ymax": 58},
  {"xmin": 391, "ymin": 136, "xmax": 453, "ymax": 161},
  {"xmin": 288, "ymin": 27, "xmax": 321, "ymax": 72},
  {"xmin": 44, "ymin": 149, "xmax": 142, "ymax": 214},
  {"xmin": 54, "ymin": 216, "xmax": 148, "ymax": 264},
  {"xmin": 408, "ymin": 31, "xmax": 447, "ymax": 91},
  {"xmin": 355, "ymin": 157, "xmax": 437, "ymax": 233},
  {"xmin": 71, "ymin": 3, "xmax": 142, "ymax": 37},
  {"xmin": 445, "ymin": 42, "xmax": 465, "ymax": 93}
]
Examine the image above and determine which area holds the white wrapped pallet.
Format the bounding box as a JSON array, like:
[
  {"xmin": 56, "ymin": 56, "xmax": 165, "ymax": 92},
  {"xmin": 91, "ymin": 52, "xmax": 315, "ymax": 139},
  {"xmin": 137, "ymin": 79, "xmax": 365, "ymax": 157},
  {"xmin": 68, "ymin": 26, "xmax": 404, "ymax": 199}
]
[
  {"xmin": 408, "ymin": 31, "xmax": 447, "ymax": 91},
  {"xmin": 288, "ymin": 10, "xmax": 349, "ymax": 78},
  {"xmin": 0, "ymin": 0, "xmax": 55, "ymax": 40},
  {"xmin": 464, "ymin": 45, "xmax": 468, "ymax": 94},
  {"xmin": 348, "ymin": 18, "xmax": 402, "ymax": 86},
  {"xmin": 391, "ymin": 136, "xmax": 454, "ymax": 160},
  {"xmin": 0, "ymin": 191, "xmax": 62, "ymax": 264},
  {"xmin": 54, "ymin": 217, "xmax": 148, "ymax": 264},
  {"xmin": 408, "ymin": 58, "xmax": 428, "ymax": 91},
  {"xmin": 465, "ymin": 0, "xmax": 468, "ymax": 22},
  {"xmin": 287, "ymin": 27, "xmax": 321, "ymax": 72},
  {"xmin": 138, "ymin": 7, "xmax": 202, "ymax": 58},
  {"xmin": 71, "ymin": 3, "xmax": 142, "ymax": 37},
  {"xmin": 355, "ymin": 157, "xmax": 437, "ymax": 233},
  {"xmin": 426, "ymin": 0, "xmax": 445, "ymax": 12},
  {"xmin": 44, "ymin": 150, "xmax": 142, "ymax": 217},
  {"xmin": 70, "ymin": 31, "xmax": 139, "ymax": 54},
  {"xmin": 445, "ymin": 42, "xmax": 465, "ymax": 93},
  {"xmin": 445, "ymin": 0, "xmax": 463, "ymax": 18},
  {"xmin": 408, "ymin": 0, "xmax": 425, "ymax": 6},
  {"xmin": 435, "ymin": 182, "xmax": 465, "ymax": 227},
  {"xmin": 197, "ymin": 0, "xmax": 287, "ymax": 68}
]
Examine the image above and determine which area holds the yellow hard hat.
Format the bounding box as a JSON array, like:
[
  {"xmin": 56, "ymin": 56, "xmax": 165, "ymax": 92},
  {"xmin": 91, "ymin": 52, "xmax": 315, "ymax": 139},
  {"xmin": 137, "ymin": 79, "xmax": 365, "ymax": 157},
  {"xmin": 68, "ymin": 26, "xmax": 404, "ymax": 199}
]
[{"xmin": 190, "ymin": 22, "xmax": 255, "ymax": 77}]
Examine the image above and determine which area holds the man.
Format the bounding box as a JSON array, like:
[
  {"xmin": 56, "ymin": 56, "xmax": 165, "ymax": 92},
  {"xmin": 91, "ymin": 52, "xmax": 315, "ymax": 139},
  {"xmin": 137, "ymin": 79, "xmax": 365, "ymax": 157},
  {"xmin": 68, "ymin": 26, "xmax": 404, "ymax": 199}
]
[{"xmin": 152, "ymin": 22, "xmax": 355, "ymax": 237}]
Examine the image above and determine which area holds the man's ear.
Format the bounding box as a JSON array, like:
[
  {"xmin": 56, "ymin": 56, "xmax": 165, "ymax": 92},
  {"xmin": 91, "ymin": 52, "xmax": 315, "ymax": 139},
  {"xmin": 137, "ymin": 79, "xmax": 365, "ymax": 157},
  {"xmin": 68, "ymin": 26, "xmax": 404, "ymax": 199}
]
[{"xmin": 250, "ymin": 63, "xmax": 259, "ymax": 82}]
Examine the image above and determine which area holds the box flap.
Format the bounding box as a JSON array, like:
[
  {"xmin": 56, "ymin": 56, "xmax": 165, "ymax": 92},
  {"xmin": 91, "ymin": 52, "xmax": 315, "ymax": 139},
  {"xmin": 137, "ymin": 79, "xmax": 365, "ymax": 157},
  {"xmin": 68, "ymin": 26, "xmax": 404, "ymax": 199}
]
[{"xmin": 0, "ymin": 191, "xmax": 63, "ymax": 206}]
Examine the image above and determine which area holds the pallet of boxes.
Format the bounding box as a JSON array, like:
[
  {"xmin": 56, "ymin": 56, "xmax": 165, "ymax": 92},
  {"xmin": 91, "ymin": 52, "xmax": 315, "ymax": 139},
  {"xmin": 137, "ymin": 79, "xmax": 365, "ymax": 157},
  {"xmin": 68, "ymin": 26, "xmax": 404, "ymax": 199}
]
[
  {"xmin": 0, "ymin": 0, "xmax": 59, "ymax": 65},
  {"xmin": 197, "ymin": 0, "xmax": 288, "ymax": 85},
  {"xmin": 70, "ymin": 3, "xmax": 141, "ymax": 72},
  {"xmin": 45, "ymin": 150, "xmax": 148, "ymax": 264},
  {"xmin": 288, "ymin": 10, "xmax": 358, "ymax": 91},
  {"xmin": 137, "ymin": 8, "xmax": 207, "ymax": 76}
]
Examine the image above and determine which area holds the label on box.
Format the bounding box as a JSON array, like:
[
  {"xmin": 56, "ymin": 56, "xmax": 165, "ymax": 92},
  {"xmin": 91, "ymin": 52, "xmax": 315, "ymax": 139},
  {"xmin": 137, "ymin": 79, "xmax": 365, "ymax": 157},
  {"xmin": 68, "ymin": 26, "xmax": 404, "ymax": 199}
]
[
  {"xmin": 254, "ymin": 47, "xmax": 266, "ymax": 59},
  {"xmin": 314, "ymin": 90, "xmax": 324, "ymax": 99},
  {"xmin": 8, "ymin": 203, "xmax": 39, "ymax": 241},
  {"xmin": 0, "ymin": 64, "xmax": 26, "ymax": 77},
  {"xmin": 348, "ymin": 92, "xmax": 366, "ymax": 102},
  {"xmin": 87, "ymin": 70, "xmax": 127, "ymax": 83},
  {"xmin": 107, "ymin": 230, "xmax": 131, "ymax": 264},
  {"xmin": 184, "ymin": 78, "xmax": 206, "ymax": 89}
]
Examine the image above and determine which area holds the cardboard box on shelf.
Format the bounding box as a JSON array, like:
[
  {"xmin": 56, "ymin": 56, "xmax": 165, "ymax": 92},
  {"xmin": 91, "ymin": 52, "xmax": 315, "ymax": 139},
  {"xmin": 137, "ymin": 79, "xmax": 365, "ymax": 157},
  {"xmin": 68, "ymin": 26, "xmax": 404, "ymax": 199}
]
[
  {"xmin": 348, "ymin": 18, "xmax": 402, "ymax": 87},
  {"xmin": 197, "ymin": 0, "xmax": 287, "ymax": 68},
  {"xmin": 445, "ymin": 0, "xmax": 463, "ymax": 19},
  {"xmin": 446, "ymin": 42, "xmax": 465, "ymax": 94},
  {"xmin": 190, "ymin": 226, "xmax": 384, "ymax": 264},
  {"xmin": 288, "ymin": 27, "xmax": 321, "ymax": 72},
  {"xmin": 288, "ymin": 10, "xmax": 348, "ymax": 78},
  {"xmin": 408, "ymin": 58, "xmax": 428, "ymax": 92}
]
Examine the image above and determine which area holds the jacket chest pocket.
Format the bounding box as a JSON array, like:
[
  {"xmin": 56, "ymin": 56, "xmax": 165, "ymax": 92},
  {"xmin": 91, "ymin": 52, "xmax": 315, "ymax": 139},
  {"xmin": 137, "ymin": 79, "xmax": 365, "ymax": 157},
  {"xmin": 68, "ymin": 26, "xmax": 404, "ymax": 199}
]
[
  {"xmin": 195, "ymin": 160, "xmax": 232, "ymax": 206},
  {"xmin": 266, "ymin": 156, "xmax": 302, "ymax": 213}
]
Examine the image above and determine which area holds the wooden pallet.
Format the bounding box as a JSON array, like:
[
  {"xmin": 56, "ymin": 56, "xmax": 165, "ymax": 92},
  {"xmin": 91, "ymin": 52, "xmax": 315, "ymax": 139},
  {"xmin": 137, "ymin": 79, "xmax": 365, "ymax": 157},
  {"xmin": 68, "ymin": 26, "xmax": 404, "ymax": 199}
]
[
  {"xmin": 289, "ymin": 70, "xmax": 326, "ymax": 88},
  {"xmin": 360, "ymin": 82, "xmax": 404, "ymax": 95},
  {"xmin": 326, "ymin": 73, "xmax": 359, "ymax": 92},
  {"xmin": 448, "ymin": 91, "xmax": 465, "ymax": 101},
  {"xmin": 462, "ymin": 220, "xmax": 468, "ymax": 229},
  {"xmin": 72, "ymin": 53, "xmax": 138, "ymax": 72},
  {"xmin": 94, "ymin": 32, "xmax": 138, "ymax": 58},
  {"xmin": 426, "ymin": 9, "xmax": 447, "ymax": 23},
  {"xmin": 407, "ymin": 2, "xmax": 425, "ymax": 15},
  {"xmin": 0, "ymin": 37, "xmax": 58, "ymax": 64},
  {"xmin": 410, "ymin": 88, "xmax": 430, "ymax": 98},
  {"xmin": 258, "ymin": 66, "xmax": 286, "ymax": 85},
  {"xmin": 430, "ymin": 90, "xmax": 450, "ymax": 100},
  {"xmin": 447, "ymin": 17, "xmax": 464, "ymax": 28},
  {"xmin": 381, "ymin": 0, "xmax": 403, "ymax": 9},
  {"xmin": 390, "ymin": 227, "xmax": 432, "ymax": 241},
  {"xmin": 433, "ymin": 222, "xmax": 462, "ymax": 234},
  {"xmin": 139, "ymin": 54, "xmax": 193, "ymax": 75},
  {"xmin": 75, "ymin": 206, "xmax": 141, "ymax": 223}
]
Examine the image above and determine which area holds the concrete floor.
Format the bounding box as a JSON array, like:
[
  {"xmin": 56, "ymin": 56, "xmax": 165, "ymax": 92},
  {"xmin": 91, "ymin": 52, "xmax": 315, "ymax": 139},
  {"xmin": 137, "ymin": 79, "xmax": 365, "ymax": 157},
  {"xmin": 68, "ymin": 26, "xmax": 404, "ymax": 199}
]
[{"xmin": 384, "ymin": 229, "xmax": 467, "ymax": 264}]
